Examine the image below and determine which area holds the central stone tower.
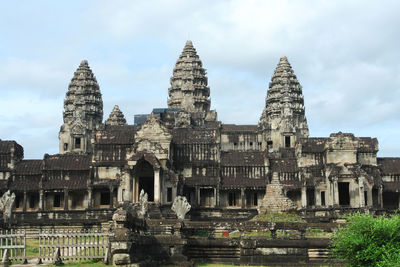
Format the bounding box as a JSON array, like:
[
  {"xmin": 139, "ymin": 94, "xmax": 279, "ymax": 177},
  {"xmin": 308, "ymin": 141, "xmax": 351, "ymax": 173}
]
[
  {"xmin": 59, "ymin": 60, "xmax": 103, "ymax": 154},
  {"xmin": 259, "ymin": 56, "xmax": 309, "ymax": 151},
  {"xmin": 168, "ymin": 40, "xmax": 212, "ymax": 125}
]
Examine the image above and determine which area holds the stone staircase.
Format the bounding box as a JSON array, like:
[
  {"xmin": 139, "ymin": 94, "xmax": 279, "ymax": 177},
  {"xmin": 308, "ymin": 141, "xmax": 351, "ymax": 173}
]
[
  {"xmin": 308, "ymin": 248, "xmax": 330, "ymax": 261},
  {"xmin": 185, "ymin": 246, "xmax": 240, "ymax": 263}
]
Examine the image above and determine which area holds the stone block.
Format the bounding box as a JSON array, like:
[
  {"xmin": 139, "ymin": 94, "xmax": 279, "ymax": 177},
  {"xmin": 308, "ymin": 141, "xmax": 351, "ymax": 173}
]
[{"xmin": 113, "ymin": 253, "xmax": 131, "ymax": 265}]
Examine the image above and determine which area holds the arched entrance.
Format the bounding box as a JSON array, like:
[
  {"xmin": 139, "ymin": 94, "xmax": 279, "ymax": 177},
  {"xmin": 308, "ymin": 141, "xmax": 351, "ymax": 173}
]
[{"xmin": 134, "ymin": 159, "xmax": 154, "ymax": 202}]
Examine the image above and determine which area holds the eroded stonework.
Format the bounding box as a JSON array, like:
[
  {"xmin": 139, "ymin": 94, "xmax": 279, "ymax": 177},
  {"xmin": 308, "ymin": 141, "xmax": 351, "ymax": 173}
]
[
  {"xmin": 258, "ymin": 173, "xmax": 297, "ymax": 213},
  {"xmin": 0, "ymin": 40, "xmax": 399, "ymax": 222}
]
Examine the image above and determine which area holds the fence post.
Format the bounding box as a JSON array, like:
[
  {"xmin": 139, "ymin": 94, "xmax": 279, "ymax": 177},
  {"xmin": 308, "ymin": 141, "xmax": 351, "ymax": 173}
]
[
  {"xmin": 1, "ymin": 248, "xmax": 11, "ymax": 267},
  {"xmin": 22, "ymin": 229, "xmax": 27, "ymax": 264},
  {"xmin": 53, "ymin": 248, "xmax": 62, "ymax": 265}
]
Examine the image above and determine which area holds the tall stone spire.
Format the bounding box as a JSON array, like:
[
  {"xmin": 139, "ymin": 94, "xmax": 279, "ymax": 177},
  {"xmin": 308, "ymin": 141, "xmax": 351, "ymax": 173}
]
[
  {"xmin": 105, "ymin": 105, "xmax": 127, "ymax": 126},
  {"xmin": 168, "ymin": 40, "xmax": 211, "ymax": 116},
  {"xmin": 63, "ymin": 60, "xmax": 103, "ymax": 126},
  {"xmin": 59, "ymin": 60, "xmax": 103, "ymax": 154},
  {"xmin": 259, "ymin": 56, "xmax": 309, "ymax": 151}
]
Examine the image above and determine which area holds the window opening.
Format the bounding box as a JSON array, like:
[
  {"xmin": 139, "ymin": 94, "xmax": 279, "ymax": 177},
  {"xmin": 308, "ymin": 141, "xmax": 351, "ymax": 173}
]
[
  {"xmin": 253, "ymin": 193, "xmax": 258, "ymax": 206},
  {"xmin": 100, "ymin": 192, "xmax": 110, "ymax": 205},
  {"xmin": 364, "ymin": 191, "xmax": 368, "ymax": 206},
  {"xmin": 285, "ymin": 136, "xmax": 291, "ymax": 148},
  {"xmin": 167, "ymin": 187, "xmax": 172, "ymax": 202},
  {"xmin": 75, "ymin": 137, "xmax": 81, "ymax": 149},
  {"xmin": 54, "ymin": 194, "xmax": 61, "ymax": 207},
  {"xmin": 29, "ymin": 195, "xmax": 35, "ymax": 209},
  {"xmin": 229, "ymin": 192, "xmax": 237, "ymax": 206}
]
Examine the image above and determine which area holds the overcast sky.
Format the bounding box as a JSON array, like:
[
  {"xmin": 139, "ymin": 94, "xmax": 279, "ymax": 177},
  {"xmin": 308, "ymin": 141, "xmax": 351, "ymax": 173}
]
[{"xmin": 0, "ymin": 0, "xmax": 399, "ymax": 159}]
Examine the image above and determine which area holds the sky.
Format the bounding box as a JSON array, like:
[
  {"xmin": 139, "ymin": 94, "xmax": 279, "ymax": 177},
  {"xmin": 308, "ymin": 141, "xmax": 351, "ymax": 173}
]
[{"xmin": 0, "ymin": 0, "xmax": 399, "ymax": 159}]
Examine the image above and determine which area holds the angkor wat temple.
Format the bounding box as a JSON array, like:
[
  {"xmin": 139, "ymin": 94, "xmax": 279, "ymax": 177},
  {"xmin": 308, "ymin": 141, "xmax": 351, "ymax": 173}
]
[{"xmin": 1, "ymin": 40, "xmax": 400, "ymax": 223}]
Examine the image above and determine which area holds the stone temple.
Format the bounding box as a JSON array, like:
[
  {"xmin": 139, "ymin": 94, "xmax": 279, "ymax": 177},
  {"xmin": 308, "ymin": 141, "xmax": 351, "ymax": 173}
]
[{"xmin": 1, "ymin": 40, "xmax": 400, "ymax": 221}]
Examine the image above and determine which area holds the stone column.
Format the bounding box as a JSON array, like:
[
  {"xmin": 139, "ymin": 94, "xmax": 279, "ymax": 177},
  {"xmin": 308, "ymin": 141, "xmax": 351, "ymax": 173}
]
[
  {"xmin": 39, "ymin": 190, "xmax": 44, "ymax": 211},
  {"xmin": 23, "ymin": 191, "xmax": 27, "ymax": 212},
  {"xmin": 241, "ymin": 188, "xmax": 245, "ymax": 209},
  {"xmin": 359, "ymin": 180, "xmax": 365, "ymax": 208},
  {"xmin": 378, "ymin": 185, "xmax": 383, "ymax": 208},
  {"xmin": 64, "ymin": 189, "xmax": 69, "ymax": 211},
  {"xmin": 87, "ymin": 187, "xmax": 92, "ymax": 209},
  {"xmin": 301, "ymin": 186, "xmax": 307, "ymax": 208},
  {"xmin": 367, "ymin": 188, "xmax": 373, "ymax": 207},
  {"xmin": 213, "ymin": 188, "xmax": 217, "ymax": 208},
  {"xmin": 154, "ymin": 168, "xmax": 161, "ymax": 203},
  {"xmin": 315, "ymin": 189, "xmax": 321, "ymax": 207},
  {"xmin": 109, "ymin": 185, "xmax": 114, "ymax": 209},
  {"xmin": 333, "ymin": 179, "xmax": 339, "ymax": 206}
]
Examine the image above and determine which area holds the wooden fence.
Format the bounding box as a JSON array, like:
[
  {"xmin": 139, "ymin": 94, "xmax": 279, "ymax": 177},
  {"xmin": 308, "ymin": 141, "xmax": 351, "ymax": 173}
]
[
  {"xmin": 38, "ymin": 228, "xmax": 112, "ymax": 264},
  {"xmin": 0, "ymin": 229, "xmax": 26, "ymax": 264}
]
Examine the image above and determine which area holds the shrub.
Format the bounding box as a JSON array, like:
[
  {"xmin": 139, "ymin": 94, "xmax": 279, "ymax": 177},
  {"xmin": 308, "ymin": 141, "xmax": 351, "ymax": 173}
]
[{"xmin": 331, "ymin": 213, "xmax": 400, "ymax": 266}]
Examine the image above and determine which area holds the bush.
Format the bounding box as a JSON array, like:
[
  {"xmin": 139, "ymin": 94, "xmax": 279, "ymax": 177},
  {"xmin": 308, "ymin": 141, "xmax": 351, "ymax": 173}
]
[{"xmin": 331, "ymin": 213, "xmax": 400, "ymax": 266}]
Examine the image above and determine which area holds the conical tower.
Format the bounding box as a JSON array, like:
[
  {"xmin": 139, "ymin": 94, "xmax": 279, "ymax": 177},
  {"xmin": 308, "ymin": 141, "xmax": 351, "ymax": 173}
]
[
  {"xmin": 168, "ymin": 41, "xmax": 210, "ymax": 119},
  {"xmin": 259, "ymin": 56, "xmax": 309, "ymax": 151},
  {"xmin": 59, "ymin": 60, "xmax": 103, "ymax": 154},
  {"xmin": 105, "ymin": 105, "xmax": 127, "ymax": 126}
]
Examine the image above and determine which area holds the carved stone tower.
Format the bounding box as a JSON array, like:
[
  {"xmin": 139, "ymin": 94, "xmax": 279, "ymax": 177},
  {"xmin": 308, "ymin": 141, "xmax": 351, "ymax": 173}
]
[
  {"xmin": 105, "ymin": 105, "xmax": 127, "ymax": 126},
  {"xmin": 259, "ymin": 56, "xmax": 309, "ymax": 151},
  {"xmin": 168, "ymin": 40, "xmax": 211, "ymax": 125},
  {"xmin": 59, "ymin": 60, "xmax": 103, "ymax": 154}
]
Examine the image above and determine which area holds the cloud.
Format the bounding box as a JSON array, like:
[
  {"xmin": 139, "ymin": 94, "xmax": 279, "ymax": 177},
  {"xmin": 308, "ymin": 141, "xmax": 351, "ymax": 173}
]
[{"xmin": 0, "ymin": 0, "xmax": 399, "ymax": 157}]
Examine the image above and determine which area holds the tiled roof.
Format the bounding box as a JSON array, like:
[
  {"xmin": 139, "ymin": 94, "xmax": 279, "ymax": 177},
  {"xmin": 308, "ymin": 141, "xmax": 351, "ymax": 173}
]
[
  {"xmin": 95, "ymin": 125, "xmax": 135, "ymax": 145},
  {"xmin": 172, "ymin": 128, "xmax": 217, "ymax": 144},
  {"xmin": 44, "ymin": 154, "xmax": 90, "ymax": 171},
  {"xmin": 270, "ymin": 158, "xmax": 298, "ymax": 173},
  {"xmin": 43, "ymin": 172, "xmax": 89, "ymax": 190},
  {"xmin": 221, "ymin": 151, "xmax": 266, "ymax": 166},
  {"xmin": 15, "ymin": 160, "xmax": 43, "ymax": 175},
  {"xmin": 10, "ymin": 176, "xmax": 41, "ymax": 191},
  {"xmin": 221, "ymin": 124, "xmax": 258, "ymax": 132},
  {"xmin": 378, "ymin": 157, "xmax": 400, "ymax": 175},
  {"xmin": 221, "ymin": 177, "xmax": 266, "ymax": 189}
]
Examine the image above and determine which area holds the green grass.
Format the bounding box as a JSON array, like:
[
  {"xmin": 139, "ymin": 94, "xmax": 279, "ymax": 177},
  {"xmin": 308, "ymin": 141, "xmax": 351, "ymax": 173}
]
[
  {"xmin": 191, "ymin": 230, "xmax": 211, "ymax": 237},
  {"xmin": 252, "ymin": 211, "xmax": 305, "ymax": 222},
  {"xmin": 53, "ymin": 259, "xmax": 106, "ymax": 266},
  {"xmin": 25, "ymin": 239, "xmax": 39, "ymax": 258},
  {"xmin": 305, "ymin": 228, "xmax": 332, "ymax": 239},
  {"xmin": 195, "ymin": 264, "xmax": 267, "ymax": 267}
]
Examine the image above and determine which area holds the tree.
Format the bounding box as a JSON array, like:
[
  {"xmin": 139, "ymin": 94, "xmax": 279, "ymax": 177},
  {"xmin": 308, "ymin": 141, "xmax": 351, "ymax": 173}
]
[{"xmin": 331, "ymin": 213, "xmax": 400, "ymax": 266}]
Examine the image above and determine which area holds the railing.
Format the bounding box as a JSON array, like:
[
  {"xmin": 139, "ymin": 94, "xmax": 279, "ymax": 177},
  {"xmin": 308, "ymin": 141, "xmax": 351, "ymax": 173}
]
[
  {"xmin": 0, "ymin": 229, "xmax": 26, "ymax": 264},
  {"xmin": 38, "ymin": 228, "xmax": 112, "ymax": 264}
]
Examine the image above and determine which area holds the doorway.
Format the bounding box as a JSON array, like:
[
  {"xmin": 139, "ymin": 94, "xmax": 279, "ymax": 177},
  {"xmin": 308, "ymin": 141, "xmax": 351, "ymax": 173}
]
[
  {"xmin": 338, "ymin": 182, "xmax": 350, "ymax": 206},
  {"xmin": 139, "ymin": 177, "xmax": 154, "ymax": 202},
  {"xmin": 135, "ymin": 159, "xmax": 155, "ymax": 202}
]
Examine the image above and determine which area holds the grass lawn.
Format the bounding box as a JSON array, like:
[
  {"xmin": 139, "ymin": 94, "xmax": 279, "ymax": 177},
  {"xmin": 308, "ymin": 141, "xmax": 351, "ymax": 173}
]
[{"xmin": 53, "ymin": 260, "xmax": 107, "ymax": 266}]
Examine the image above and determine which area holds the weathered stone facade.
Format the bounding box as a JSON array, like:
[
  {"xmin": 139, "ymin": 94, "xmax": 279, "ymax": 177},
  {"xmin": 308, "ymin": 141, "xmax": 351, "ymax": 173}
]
[{"xmin": 1, "ymin": 40, "xmax": 400, "ymax": 221}]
